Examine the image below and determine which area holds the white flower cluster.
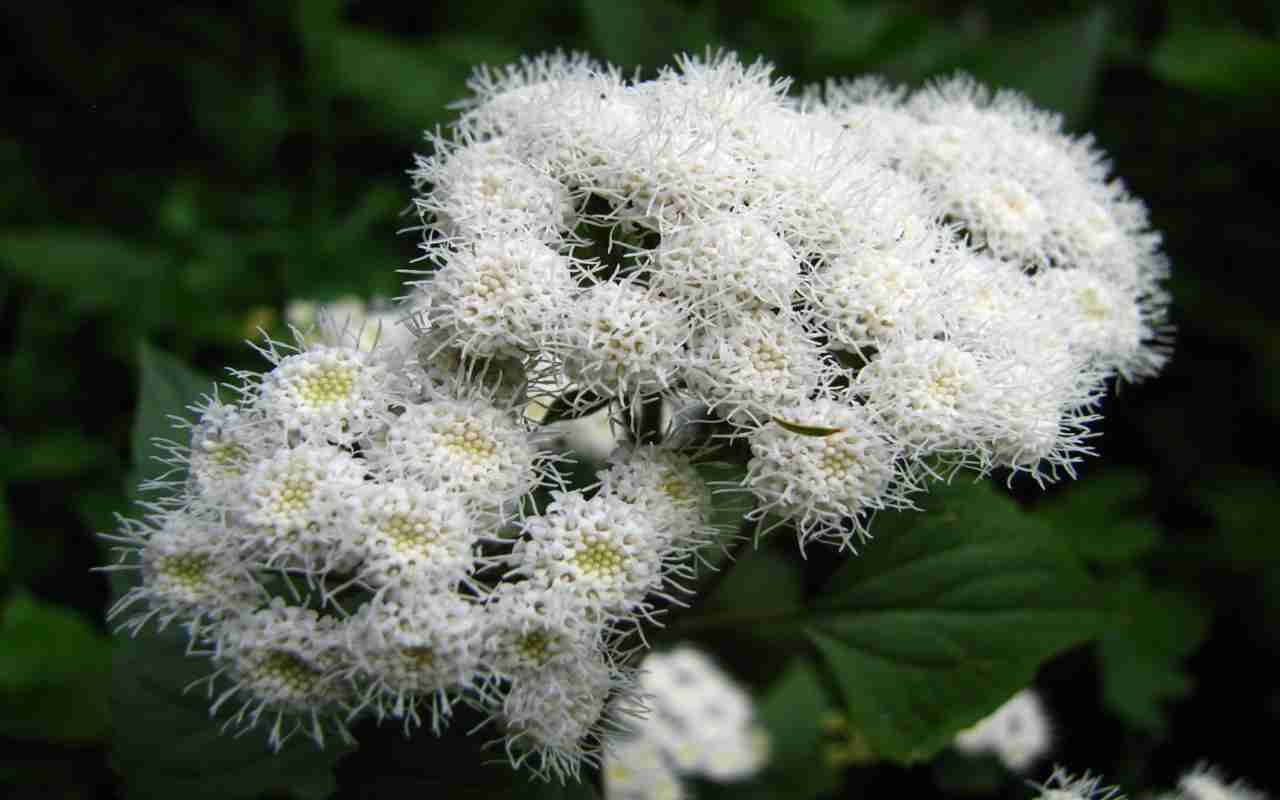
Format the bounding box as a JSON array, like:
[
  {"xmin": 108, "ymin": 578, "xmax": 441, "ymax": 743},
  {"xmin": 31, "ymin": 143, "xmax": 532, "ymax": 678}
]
[
  {"xmin": 953, "ymin": 688, "xmax": 1053, "ymax": 772},
  {"xmin": 109, "ymin": 49, "xmax": 1173, "ymax": 782},
  {"xmin": 407, "ymin": 50, "xmax": 1168, "ymax": 549},
  {"xmin": 108, "ymin": 320, "xmax": 721, "ymax": 781},
  {"xmin": 604, "ymin": 646, "xmax": 769, "ymax": 800}
]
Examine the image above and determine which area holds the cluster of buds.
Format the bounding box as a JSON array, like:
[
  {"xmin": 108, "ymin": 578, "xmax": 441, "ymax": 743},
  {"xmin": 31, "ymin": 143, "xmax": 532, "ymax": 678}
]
[{"xmin": 108, "ymin": 50, "xmax": 1170, "ymax": 780}]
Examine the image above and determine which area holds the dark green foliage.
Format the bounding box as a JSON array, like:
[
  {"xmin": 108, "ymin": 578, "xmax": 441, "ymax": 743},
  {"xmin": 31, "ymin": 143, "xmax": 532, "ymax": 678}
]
[
  {"xmin": 806, "ymin": 479, "xmax": 1102, "ymax": 763},
  {"xmin": 131, "ymin": 343, "xmax": 217, "ymax": 490},
  {"xmin": 108, "ymin": 603, "xmax": 352, "ymax": 800},
  {"xmin": 0, "ymin": 592, "xmax": 112, "ymax": 742},
  {"xmin": 1096, "ymin": 574, "xmax": 1210, "ymax": 733}
]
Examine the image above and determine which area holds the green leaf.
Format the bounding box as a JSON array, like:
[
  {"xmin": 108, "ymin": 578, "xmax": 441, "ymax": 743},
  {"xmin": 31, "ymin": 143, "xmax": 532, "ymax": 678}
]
[
  {"xmin": 1151, "ymin": 26, "xmax": 1280, "ymax": 100},
  {"xmin": 1194, "ymin": 468, "xmax": 1280, "ymax": 569},
  {"xmin": 132, "ymin": 342, "xmax": 216, "ymax": 491},
  {"xmin": 1096, "ymin": 574, "xmax": 1209, "ymax": 732},
  {"xmin": 581, "ymin": 0, "xmax": 719, "ymax": 70},
  {"xmin": 805, "ymin": 479, "xmax": 1101, "ymax": 763},
  {"xmin": 682, "ymin": 544, "xmax": 806, "ymax": 663},
  {"xmin": 0, "ymin": 229, "xmax": 179, "ymax": 328},
  {"xmin": 1037, "ymin": 468, "xmax": 1159, "ymax": 565},
  {"xmin": 959, "ymin": 6, "xmax": 1110, "ymax": 123},
  {"xmin": 0, "ymin": 591, "xmax": 112, "ymax": 742},
  {"xmin": 754, "ymin": 659, "xmax": 842, "ymax": 798},
  {"xmin": 109, "ymin": 607, "xmax": 352, "ymax": 800},
  {"xmin": 0, "ymin": 429, "xmax": 119, "ymax": 481},
  {"xmin": 703, "ymin": 545, "xmax": 803, "ymax": 619},
  {"xmin": 324, "ymin": 28, "xmax": 520, "ymax": 135}
]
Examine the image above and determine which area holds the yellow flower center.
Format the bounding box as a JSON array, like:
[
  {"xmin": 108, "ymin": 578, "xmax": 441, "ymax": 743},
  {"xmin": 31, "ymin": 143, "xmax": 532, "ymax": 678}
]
[
  {"xmin": 516, "ymin": 630, "xmax": 555, "ymax": 665},
  {"xmin": 207, "ymin": 441, "xmax": 248, "ymax": 474},
  {"xmin": 402, "ymin": 646, "xmax": 435, "ymax": 670},
  {"xmin": 254, "ymin": 651, "xmax": 326, "ymax": 701},
  {"xmin": 819, "ymin": 441, "xmax": 862, "ymax": 477},
  {"xmin": 158, "ymin": 553, "xmax": 211, "ymax": 589},
  {"xmin": 296, "ymin": 363, "xmax": 356, "ymax": 407},
  {"xmin": 573, "ymin": 538, "xmax": 626, "ymax": 579},
  {"xmin": 382, "ymin": 513, "xmax": 438, "ymax": 557},
  {"xmin": 442, "ymin": 420, "xmax": 498, "ymax": 463},
  {"xmin": 272, "ymin": 475, "xmax": 314, "ymax": 515}
]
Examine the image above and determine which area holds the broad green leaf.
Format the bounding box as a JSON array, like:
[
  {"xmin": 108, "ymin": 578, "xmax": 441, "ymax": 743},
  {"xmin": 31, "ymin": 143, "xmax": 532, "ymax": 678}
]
[
  {"xmin": 109, "ymin": 604, "xmax": 352, "ymax": 800},
  {"xmin": 1096, "ymin": 574, "xmax": 1209, "ymax": 732},
  {"xmin": 0, "ymin": 429, "xmax": 119, "ymax": 481},
  {"xmin": 131, "ymin": 342, "xmax": 216, "ymax": 491},
  {"xmin": 581, "ymin": 0, "xmax": 719, "ymax": 70},
  {"xmin": 794, "ymin": 0, "xmax": 903, "ymax": 69},
  {"xmin": 1152, "ymin": 26, "xmax": 1280, "ymax": 100},
  {"xmin": 703, "ymin": 545, "xmax": 803, "ymax": 619},
  {"xmin": 958, "ymin": 6, "xmax": 1110, "ymax": 123},
  {"xmin": 679, "ymin": 545, "xmax": 806, "ymax": 663},
  {"xmin": 805, "ymin": 479, "xmax": 1101, "ymax": 763},
  {"xmin": 324, "ymin": 29, "xmax": 520, "ymax": 134},
  {"xmin": 753, "ymin": 659, "xmax": 842, "ymax": 799},
  {"xmin": 1194, "ymin": 468, "xmax": 1280, "ymax": 569},
  {"xmin": 0, "ymin": 591, "xmax": 112, "ymax": 741},
  {"xmin": 1037, "ymin": 468, "xmax": 1159, "ymax": 565}
]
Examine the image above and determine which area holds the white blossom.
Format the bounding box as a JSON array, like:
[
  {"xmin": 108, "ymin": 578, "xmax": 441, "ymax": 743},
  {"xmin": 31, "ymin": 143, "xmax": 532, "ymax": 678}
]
[
  {"xmin": 745, "ymin": 398, "xmax": 909, "ymax": 548},
  {"xmin": 349, "ymin": 481, "xmax": 480, "ymax": 596},
  {"xmin": 953, "ymin": 688, "xmax": 1052, "ymax": 772},
  {"xmin": 552, "ymin": 279, "xmax": 689, "ymax": 399},
  {"xmin": 369, "ymin": 396, "xmax": 547, "ymax": 510},
  {"xmin": 209, "ymin": 600, "xmax": 355, "ymax": 749},
  {"xmin": 686, "ymin": 310, "xmax": 830, "ymax": 429},
  {"xmin": 1173, "ymin": 765, "xmax": 1269, "ymax": 800},
  {"xmin": 345, "ymin": 594, "xmax": 486, "ymax": 731},
  {"xmin": 509, "ymin": 491, "xmax": 672, "ymax": 615},
  {"xmin": 107, "ymin": 50, "xmax": 1173, "ymax": 779},
  {"xmin": 408, "ymin": 235, "xmax": 577, "ymax": 359},
  {"xmin": 413, "ymin": 136, "xmax": 576, "ymax": 241},
  {"xmin": 596, "ymin": 445, "xmax": 715, "ymax": 548}
]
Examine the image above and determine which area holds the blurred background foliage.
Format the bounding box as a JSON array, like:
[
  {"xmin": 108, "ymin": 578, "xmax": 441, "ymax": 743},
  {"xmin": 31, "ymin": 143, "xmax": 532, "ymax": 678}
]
[{"xmin": 1, "ymin": 0, "xmax": 1277, "ymax": 797}]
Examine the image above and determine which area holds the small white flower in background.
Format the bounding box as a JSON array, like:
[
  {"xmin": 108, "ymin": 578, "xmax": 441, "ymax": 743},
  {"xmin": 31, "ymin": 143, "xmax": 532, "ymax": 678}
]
[
  {"xmin": 604, "ymin": 736, "xmax": 687, "ymax": 800},
  {"xmin": 953, "ymin": 688, "xmax": 1052, "ymax": 772},
  {"xmin": 285, "ymin": 295, "xmax": 416, "ymax": 356},
  {"xmin": 1160, "ymin": 765, "xmax": 1270, "ymax": 800},
  {"xmin": 107, "ymin": 50, "xmax": 1171, "ymax": 781},
  {"xmin": 603, "ymin": 645, "xmax": 769, "ymax": 799}
]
